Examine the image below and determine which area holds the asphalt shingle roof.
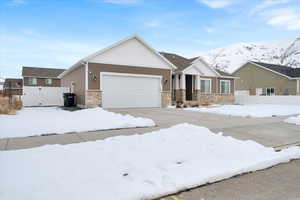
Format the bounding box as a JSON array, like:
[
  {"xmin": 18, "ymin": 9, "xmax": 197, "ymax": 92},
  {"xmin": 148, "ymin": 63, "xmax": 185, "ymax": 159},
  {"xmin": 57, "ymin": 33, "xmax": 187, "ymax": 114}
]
[
  {"xmin": 4, "ymin": 78, "xmax": 23, "ymax": 89},
  {"xmin": 159, "ymin": 52, "xmax": 193, "ymax": 71},
  {"xmin": 22, "ymin": 67, "xmax": 65, "ymax": 78},
  {"xmin": 160, "ymin": 52, "xmax": 235, "ymax": 77},
  {"xmin": 252, "ymin": 62, "xmax": 300, "ymax": 78}
]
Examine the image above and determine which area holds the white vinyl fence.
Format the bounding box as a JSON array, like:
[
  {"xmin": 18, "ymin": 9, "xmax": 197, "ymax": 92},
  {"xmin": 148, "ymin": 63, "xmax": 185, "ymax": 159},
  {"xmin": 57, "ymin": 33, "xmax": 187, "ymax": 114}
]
[
  {"xmin": 235, "ymin": 95, "xmax": 300, "ymax": 105},
  {"xmin": 22, "ymin": 86, "xmax": 70, "ymax": 107}
]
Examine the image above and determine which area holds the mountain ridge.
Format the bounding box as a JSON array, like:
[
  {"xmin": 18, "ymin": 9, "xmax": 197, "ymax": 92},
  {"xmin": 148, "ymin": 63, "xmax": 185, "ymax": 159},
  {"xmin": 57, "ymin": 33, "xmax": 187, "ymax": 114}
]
[{"xmin": 200, "ymin": 37, "xmax": 300, "ymax": 73}]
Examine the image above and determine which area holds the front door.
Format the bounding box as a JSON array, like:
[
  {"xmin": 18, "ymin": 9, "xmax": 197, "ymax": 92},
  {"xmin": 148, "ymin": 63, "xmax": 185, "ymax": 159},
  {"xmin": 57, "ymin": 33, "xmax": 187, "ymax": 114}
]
[{"xmin": 186, "ymin": 75, "xmax": 193, "ymax": 101}]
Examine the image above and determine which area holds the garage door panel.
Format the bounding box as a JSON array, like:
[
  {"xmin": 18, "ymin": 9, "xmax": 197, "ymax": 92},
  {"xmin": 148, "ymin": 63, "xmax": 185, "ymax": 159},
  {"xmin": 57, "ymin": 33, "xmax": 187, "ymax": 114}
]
[{"xmin": 101, "ymin": 73, "xmax": 161, "ymax": 108}]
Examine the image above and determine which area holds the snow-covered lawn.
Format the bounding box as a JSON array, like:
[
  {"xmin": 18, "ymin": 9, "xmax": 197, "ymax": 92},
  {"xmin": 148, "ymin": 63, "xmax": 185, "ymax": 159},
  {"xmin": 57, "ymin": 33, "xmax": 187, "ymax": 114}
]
[
  {"xmin": 0, "ymin": 107, "xmax": 155, "ymax": 139},
  {"xmin": 1, "ymin": 123, "xmax": 299, "ymax": 200},
  {"xmin": 285, "ymin": 115, "xmax": 300, "ymax": 125},
  {"xmin": 185, "ymin": 104, "xmax": 300, "ymax": 117}
]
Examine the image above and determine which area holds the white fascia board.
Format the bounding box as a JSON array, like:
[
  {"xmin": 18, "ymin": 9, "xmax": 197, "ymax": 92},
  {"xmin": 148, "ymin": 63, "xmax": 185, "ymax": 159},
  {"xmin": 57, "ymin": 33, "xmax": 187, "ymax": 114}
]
[
  {"xmin": 231, "ymin": 61, "xmax": 250, "ymax": 74},
  {"xmin": 218, "ymin": 76, "xmax": 240, "ymax": 79},
  {"xmin": 99, "ymin": 72, "xmax": 162, "ymax": 91},
  {"xmin": 182, "ymin": 65, "xmax": 204, "ymax": 75},
  {"xmin": 58, "ymin": 61, "xmax": 83, "ymax": 78},
  {"xmin": 60, "ymin": 35, "xmax": 177, "ymax": 78},
  {"xmin": 85, "ymin": 34, "xmax": 177, "ymax": 70},
  {"xmin": 192, "ymin": 57, "xmax": 220, "ymax": 77}
]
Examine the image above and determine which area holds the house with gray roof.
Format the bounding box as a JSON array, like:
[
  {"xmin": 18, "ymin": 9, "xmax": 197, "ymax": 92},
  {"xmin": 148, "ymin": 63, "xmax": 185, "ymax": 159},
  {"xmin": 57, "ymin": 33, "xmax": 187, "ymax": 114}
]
[
  {"xmin": 233, "ymin": 61, "xmax": 300, "ymax": 96},
  {"xmin": 160, "ymin": 52, "xmax": 237, "ymax": 105}
]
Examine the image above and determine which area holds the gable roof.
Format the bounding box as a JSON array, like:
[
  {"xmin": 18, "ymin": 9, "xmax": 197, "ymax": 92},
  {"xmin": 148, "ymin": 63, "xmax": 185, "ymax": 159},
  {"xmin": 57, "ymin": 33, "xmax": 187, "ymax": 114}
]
[
  {"xmin": 22, "ymin": 67, "xmax": 65, "ymax": 78},
  {"xmin": 252, "ymin": 62, "xmax": 300, "ymax": 78},
  {"xmin": 159, "ymin": 52, "xmax": 194, "ymax": 71},
  {"xmin": 160, "ymin": 52, "xmax": 236, "ymax": 78},
  {"xmin": 59, "ymin": 35, "xmax": 176, "ymax": 78},
  {"xmin": 216, "ymin": 69, "xmax": 233, "ymax": 77}
]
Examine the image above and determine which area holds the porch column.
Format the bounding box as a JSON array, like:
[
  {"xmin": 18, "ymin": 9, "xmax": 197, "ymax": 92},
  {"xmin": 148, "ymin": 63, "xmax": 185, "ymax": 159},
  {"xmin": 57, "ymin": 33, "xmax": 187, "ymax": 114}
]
[
  {"xmin": 195, "ymin": 75, "xmax": 201, "ymax": 104},
  {"xmin": 175, "ymin": 74, "xmax": 180, "ymax": 89},
  {"xmin": 195, "ymin": 75, "xmax": 200, "ymax": 90},
  {"xmin": 176, "ymin": 73, "xmax": 186, "ymax": 102},
  {"xmin": 180, "ymin": 73, "xmax": 186, "ymax": 89}
]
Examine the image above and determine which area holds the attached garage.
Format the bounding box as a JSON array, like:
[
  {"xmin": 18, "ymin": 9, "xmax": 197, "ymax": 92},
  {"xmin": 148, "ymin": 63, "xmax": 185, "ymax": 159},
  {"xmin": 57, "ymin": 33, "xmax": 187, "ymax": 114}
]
[
  {"xmin": 101, "ymin": 72, "xmax": 161, "ymax": 108},
  {"xmin": 60, "ymin": 35, "xmax": 176, "ymax": 108}
]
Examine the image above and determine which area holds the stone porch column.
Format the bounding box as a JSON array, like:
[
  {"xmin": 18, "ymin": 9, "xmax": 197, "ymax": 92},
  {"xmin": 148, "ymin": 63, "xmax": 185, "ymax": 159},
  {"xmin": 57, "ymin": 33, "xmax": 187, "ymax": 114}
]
[{"xmin": 174, "ymin": 73, "xmax": 186, "ymax": 103}]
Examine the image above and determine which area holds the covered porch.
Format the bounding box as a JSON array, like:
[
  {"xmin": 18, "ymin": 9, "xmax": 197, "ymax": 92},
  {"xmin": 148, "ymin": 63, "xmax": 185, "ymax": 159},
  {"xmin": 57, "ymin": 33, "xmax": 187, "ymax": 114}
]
[{"xmin": 172, "ymin": 73, "xmax": 235, "ymax": 105}]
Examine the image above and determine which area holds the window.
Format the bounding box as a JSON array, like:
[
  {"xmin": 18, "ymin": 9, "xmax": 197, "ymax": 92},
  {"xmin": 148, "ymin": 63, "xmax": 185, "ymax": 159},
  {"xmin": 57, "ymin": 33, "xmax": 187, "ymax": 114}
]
[
  {"xmin": 28, "ymin": 77, "xmax": 37, "ymax": 85},
  {"xmin": 45, "ymin": 78, "xmax": 52, "ymax": 85},
  {"xmin": 266, "ymin": 88, "xmax": 275, "ymax": 96},
  {"xmin": 220, "ymin": 80, "xmax": 230, "ymax": 94},
  {"xmin": 200, "ymin": 79, "xmax": 211, "ymax": 94}
]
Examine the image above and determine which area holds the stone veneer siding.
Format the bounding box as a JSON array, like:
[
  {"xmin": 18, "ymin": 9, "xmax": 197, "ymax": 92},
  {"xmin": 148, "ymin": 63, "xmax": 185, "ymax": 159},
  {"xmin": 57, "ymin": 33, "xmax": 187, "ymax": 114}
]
[
  {"xmin": 85, "ymin": 90, "xmax": 102, "ymax": 108},
  {"xmin": 197, "ymin": 94, "xmax": 235, "ymax": 105},
  {"xmin": 161, "ymin": 91, "xmax": 172, "ymax": 107}
]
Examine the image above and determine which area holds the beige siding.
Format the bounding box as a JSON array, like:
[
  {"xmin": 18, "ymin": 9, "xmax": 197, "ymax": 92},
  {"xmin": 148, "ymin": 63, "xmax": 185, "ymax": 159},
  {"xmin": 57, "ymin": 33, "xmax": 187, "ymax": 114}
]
[
  {"xmin": 216, "ymin": 78, "xmax": 235, "ymax": 94},
  {"xmin": 88, "ymin": 62, "xmax": 172, "ymax": 91},
  {"xmin": 61, "ymin": 65, "xmax": 86, "ymax": 105},
  {"xmin": 233, "ymin": 63, "xmax": 297, "ymax": 95},
  {"xmin": 23, "ymin": 77, "xmax": 61, "ymax": 87}
]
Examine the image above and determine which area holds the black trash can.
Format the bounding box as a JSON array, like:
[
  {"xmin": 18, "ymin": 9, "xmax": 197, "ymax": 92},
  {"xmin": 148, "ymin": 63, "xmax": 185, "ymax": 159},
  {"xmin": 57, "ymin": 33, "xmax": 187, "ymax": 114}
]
[{"xmin": 63, "ymin": 93, "xmax": 76, "ymax": 107}]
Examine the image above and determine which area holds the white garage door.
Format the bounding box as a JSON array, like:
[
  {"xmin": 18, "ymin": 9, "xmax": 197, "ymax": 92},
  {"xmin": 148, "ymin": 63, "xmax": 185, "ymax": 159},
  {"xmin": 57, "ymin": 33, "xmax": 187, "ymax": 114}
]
[
  {"xmin": 22, "ymin": 86, "xmax": 69, "ymax": 106},
  {"xmin": 101, "ymin": 72, "xmax": 161, "ymax": 108}
]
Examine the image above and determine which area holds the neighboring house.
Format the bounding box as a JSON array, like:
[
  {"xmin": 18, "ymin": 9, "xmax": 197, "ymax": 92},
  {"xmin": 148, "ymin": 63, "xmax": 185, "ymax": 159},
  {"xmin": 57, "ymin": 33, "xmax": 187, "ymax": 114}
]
[
  {"xmin": 0, "ymin": 78, "xmax": 4, "ymax": 94},
  {"xmin": 160, "ymin": 52, "xmax": 237, "ymax": 105},
  {"xmin": 22, "ymin": 67, "xmax": 65, "ymax": 87},
  {"xmin": 3, "ymin": 78, "xmax": 23, "ymax": 96},
  {"xmin": 233, "ymin": 61, "xmax": 300, "ymax": 96},
  {"xmin": 59, "ymin": 35, "xmax": 176, "ymax": 108},
  {"xmin": 22, "ymin": 67, "xmax": 67, "ymax": 106}
]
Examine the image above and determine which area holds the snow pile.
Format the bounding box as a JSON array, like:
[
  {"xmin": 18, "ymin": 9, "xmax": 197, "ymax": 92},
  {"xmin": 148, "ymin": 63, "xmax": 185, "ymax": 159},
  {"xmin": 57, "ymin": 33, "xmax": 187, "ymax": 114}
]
[
  {"xmin": 0, "ymin": 107, "xmax": 155, "ymax": 139},
  {"xmin": 285, "ymin": 115, "xmax": 300, "ymax": 125},
  {"xmin": 185, "ymin": 104, "xmax": 300, "ymax": 117},
  {"xmin": 1, "ymin": 124, "xmax": 300, "ymax": 200},
  {"xmin": 200, "ymin": 37, "xmax": 300, "ymax": 72}
]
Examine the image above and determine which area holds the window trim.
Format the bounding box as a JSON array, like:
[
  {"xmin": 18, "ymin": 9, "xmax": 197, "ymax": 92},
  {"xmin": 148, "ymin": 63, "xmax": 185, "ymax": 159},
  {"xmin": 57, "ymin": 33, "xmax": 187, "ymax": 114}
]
[
  {"xmin": 200, "ymin": 78, "xmax": 212, "ymax": 94},
  {"xmin": 45, "ymin": 78, "xmax": 52, "ymax": 85},
  {"xmin": 266, "ymin": 87, "xmax": 275, "ymax": 96},
  {"xmin": 28, "ymin": 77, "xmax": 37, "ymax": 85},
  {"xmin": 220, "ymin": 79, "xmax": 231, "ymax": 94}
]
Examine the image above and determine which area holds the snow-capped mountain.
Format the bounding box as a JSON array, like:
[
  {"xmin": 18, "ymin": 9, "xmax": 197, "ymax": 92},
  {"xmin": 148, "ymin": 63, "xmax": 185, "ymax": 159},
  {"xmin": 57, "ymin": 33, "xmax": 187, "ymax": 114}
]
[{"xmin": 200, "ymin": 37, "xmax": 300, "ymax": 73}]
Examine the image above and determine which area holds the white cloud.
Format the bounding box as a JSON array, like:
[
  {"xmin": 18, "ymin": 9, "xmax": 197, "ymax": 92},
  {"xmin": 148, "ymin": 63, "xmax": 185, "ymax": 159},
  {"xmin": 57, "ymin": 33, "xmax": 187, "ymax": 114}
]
[
  {"xmin": 101, "ymin": 0, "xmax": 139, "ymax": 4},
  {"xmin": 251, "ymin": 0, "xmax": 293, "ymax": 14},
  {"xmin": 20, "ymin": 29, "xmax": 42, "ymax": 37},
  {"xmin": 203, "ymin": 26, "xmax": 216, "ymax": 33},
  {"xmin": 198, "ymin": 0, "xmax": 236, "ymax": 8},
  {"xmin": 0, "ymin": 31, "xmax": 102, "ymax": 77},
  {"xmin": 261, "ymin": 8, "xmax": 300, "ymax": 30},
  {"xmin": 144, "ymin": 21, "xmax": 160, "ymax": 28},
  {"xmin": 6, "ymin": 0, "xmax": 26, "ymax": 6},
  {"xmin": 195, "ymin": 39, "xmax": 219, "ymax": 46}
]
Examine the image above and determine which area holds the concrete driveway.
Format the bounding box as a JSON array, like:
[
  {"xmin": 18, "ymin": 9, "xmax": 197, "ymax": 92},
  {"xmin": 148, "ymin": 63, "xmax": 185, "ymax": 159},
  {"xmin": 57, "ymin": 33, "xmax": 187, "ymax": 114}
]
[
  {"xmin": 1, "ymin": 108, "xmax": 300, "ymax": 200},
  {"xmin": 1, "ymin": 108, "xmax": 300, "ymax": 150}
]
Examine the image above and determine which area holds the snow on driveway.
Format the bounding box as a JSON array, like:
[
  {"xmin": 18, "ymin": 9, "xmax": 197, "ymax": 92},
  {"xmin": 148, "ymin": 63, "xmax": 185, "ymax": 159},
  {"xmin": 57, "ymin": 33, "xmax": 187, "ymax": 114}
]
[
  {"xmin": 285, "ymin": 115, "xmax": 300, "ymax": 125},
  {"xmin": 185, "ymin": 104, "xmax": 300, "ymax": 117},
  {"xmin": 1, "ymin": 123, "xmax": 299, "ymax": 200},
  {"xmin": 0, "ymin": 107, "xmax": 155, "ymax": 139}
]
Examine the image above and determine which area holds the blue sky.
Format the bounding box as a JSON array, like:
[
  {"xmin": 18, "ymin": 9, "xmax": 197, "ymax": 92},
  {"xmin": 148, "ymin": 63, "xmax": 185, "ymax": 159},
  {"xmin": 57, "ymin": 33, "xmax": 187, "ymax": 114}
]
[{"xmin": 1, "ymin": 0, "xmax": 300, "ymax": 77}]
